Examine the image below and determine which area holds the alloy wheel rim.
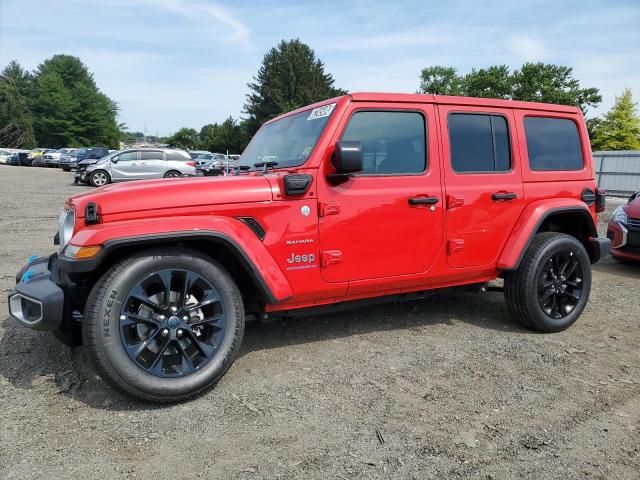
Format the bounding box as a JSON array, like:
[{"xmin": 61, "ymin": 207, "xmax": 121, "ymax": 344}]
[
  {"xmin": 119, "ymin": 268, "xmax": 226, "ymax": 377},
  {"xmin": 537, "ymin": 250, "xmax": 584, "ymax": 319},
  {"xmin": 93, "ymin": 173, "xmax": 107, "ymax": 185}
]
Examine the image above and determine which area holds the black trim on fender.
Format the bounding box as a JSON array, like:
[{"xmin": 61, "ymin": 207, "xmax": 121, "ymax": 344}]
[
  {"xmin": 57, "ymin": 231, "xmax": 283, "ymax": 304},
  {"xmin": 501, "ymin": 206, "xmax": 599, "ymax": 271}
]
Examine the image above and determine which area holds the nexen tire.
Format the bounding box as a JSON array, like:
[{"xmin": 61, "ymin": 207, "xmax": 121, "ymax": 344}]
[{"xmin": 82, "ymin": 247, "xmax": 245, "ymax": 403}]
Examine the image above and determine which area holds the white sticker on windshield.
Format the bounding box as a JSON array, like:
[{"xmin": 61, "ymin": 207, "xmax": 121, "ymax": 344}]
[{"xmin": 307, "ymin": 103, "xmax": 336, "ymax": 120}]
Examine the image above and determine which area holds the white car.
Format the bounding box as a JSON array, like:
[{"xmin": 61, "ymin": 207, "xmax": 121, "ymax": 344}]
[{"xmin": 0, "ymin": 149, "xmax": 12, "ymax": 164}]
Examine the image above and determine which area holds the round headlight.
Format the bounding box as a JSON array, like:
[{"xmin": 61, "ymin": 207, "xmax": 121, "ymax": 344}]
[
  {"xmin": 58, "ymin": 209, "xmax": 76, "ymax": 249},
  {"xmin": 611, "ymin": 205, "xmax": 628, "ymax": 225}
]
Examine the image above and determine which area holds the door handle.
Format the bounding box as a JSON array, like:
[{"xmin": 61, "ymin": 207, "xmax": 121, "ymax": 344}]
[
  {"xmin": 131, "ymin": 162, "xmax": 138, "ymax": 166},
  {"xmin": 491, "ymin": 192, "xmax": 517, "ymax": 202},
  {"xmin": 408, "ymin": 197, "xmax": 439, "ymax": 206}
]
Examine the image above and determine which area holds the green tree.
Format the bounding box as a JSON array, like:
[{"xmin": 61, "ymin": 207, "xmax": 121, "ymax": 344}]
[
  {"xmin": 244, "ymin": 39, "xmax": 346, "ymax": 136},
  {"xmin": 418, "ymin": 66, "xmax": 464, "ymax": 96},
  {"xmin": 199, "ymin": 116, "xmax": 247, "ymax": 153},
  {"xmin": 0, "ymin": 60, "xmax": 36, "ymax": 148},
  {"xmin": 590, "ymin": 88, "xmax": 640, "ymax": 151},
  {"xmin": 418, "ymin": 62, "xmax": 601, "ymax": 114},
  {"xmin": 167, "ymin": 127, "xmax": 199, "ymax": 150},
  {"xmin": 464, "ymin": 65, "xmax": 512, "ymax": 99},
  {"xmin": 31, "ymin": 55, "xmax": 120, "ymax": 148},
  {"xmin": 511, "ymin": 63, "xmax": 601, "ymax": 114}
]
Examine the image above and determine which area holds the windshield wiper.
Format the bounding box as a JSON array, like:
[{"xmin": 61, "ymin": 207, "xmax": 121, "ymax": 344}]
[
  {"xmin": 253, "ymin": 160, "xmax": 278, "ymax": 174},
  {"xmin": 234, "ymin": 165, "xmax": 251, "ymax": 176}
]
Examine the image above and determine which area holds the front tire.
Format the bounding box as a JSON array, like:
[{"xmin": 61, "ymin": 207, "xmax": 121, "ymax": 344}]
[
  {"xmin": 83, "ymin": 248, "xmax": 245, "ymax": 403},
  {"xmin": 504, "ymin": 232, "xmax": 592, "ymax": 333},
  {"xmin": 89, "ymin": 170, "xmax": 110, "ymax": 187}
]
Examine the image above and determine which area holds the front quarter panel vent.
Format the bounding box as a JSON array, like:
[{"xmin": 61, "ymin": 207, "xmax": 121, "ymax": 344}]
[{"xmin": 236, "ymin": 217, "xmax": 266, "ymax": 241}]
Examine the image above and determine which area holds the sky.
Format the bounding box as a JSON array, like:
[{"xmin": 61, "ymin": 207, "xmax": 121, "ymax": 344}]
[{"xmin": 1, "ymin": 0, "xmax": 638, "ymax": 136}]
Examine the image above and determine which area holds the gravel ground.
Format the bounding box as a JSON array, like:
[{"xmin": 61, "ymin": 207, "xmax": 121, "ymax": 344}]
[{"xmin": 0, "ymin": 165, "xmax": 638, "ymax": 479}]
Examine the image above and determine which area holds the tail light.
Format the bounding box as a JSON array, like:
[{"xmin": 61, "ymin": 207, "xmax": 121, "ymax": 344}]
[
  {"xmin": 186, "ymin": 161, "xmax": 196, "ymax": 167},
  {"xmin": 595, "ymin": 188, "xmax": 606, "ymax": 213}
]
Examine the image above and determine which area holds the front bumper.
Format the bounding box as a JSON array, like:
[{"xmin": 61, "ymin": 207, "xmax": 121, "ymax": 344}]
[
  {"xmin": 8, "ymin": 255, "xmax": 64, "ymax": 331},
  {"xmin": 608, "ymin": 220, "xmax": 640, "ymax": 261},
  {"xmin": 75, "ymin": 168, "xmax": 89, "ymax": 183}
]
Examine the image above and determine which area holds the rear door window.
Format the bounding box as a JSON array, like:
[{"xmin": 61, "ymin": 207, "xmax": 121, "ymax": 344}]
[
  {"xmin": 448, "ymin": 113, "xmax": 511, "ymax": 173},
  {"xmin": 524, "ymin": 117, "xmax": 583, "ymax": 171}
]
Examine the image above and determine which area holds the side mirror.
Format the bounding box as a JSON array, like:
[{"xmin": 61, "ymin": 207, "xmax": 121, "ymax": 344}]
[
  {"xmin": 328, "ymin": 141, "xmax": 363, "ymax": 185},
  {"xmin": 333, "ymin": 141, "xmax": 363, "ymax": 173},
  {"xmin": 111, "ymin": 157, "xmax": 118, "ymax": 163}
]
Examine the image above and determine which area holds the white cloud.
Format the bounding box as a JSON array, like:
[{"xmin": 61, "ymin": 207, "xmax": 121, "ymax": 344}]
[{"xmin": 507, "ymin": 35, "xmax": 549, "ymax": 61}]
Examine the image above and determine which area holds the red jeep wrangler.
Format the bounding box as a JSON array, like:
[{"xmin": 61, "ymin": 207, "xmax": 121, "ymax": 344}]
[{"xmin": 9, "ymin": 93, "xmax": 609, "ymax": 402}]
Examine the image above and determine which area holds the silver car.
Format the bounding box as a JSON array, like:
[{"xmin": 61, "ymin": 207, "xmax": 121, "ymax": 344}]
[{"xmin": 79, "ymin": 148, "xmax": 197, "ymax": 187}]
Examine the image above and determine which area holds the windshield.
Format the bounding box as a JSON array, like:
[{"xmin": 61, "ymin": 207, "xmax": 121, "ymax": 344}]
[
  {"xmin": 238, "ymin": 103, "xmax": 336, "ymax": 169},
  {"xmin": 75, "ymin": 148, "xmax": 88, "ymax": 155}
]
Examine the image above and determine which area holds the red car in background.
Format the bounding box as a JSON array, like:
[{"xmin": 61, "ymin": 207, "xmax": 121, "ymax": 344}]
[{"xmin": 608, "ymin": 192, "xmax": 640, "ymax": 263}]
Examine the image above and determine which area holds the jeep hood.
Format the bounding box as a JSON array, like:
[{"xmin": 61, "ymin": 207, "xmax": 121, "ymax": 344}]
[{"xmin": 68, "ymin": 176, "xmax": 273, "ymax": 218}]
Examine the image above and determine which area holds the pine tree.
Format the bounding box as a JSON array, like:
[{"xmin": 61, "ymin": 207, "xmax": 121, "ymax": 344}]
[
  {"xmin": 243, "ymin": 39, "xmax": 345, "ymax": 136},
  {"xmin": 0, "ymin": 61, "xmax": 36, "ymax": 148},
  {"xmin": 31, "ymin": 55, "xmax": 120, "ymax": 148},
  {"xmin": 591, "ymin": 89, "xmax": 640, "ymax": 151}
]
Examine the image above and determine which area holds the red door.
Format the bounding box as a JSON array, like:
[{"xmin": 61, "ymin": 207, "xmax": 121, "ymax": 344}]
[
  {"xmin": 317, "ymin": 103, "xmax": 444, "ymax": 283},
  {"xmin": 438, "ymin": 105, "xmax": 524, "ymax": 268}
]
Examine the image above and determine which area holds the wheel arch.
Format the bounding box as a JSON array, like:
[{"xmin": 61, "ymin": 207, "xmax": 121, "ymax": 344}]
[
  {"xmin": 498, "ymin": 203, "xmax": 598, "ymax": 271},
  {"xmin": 59, "ymin": 220, "xmax": 294, "ymax": 309}
]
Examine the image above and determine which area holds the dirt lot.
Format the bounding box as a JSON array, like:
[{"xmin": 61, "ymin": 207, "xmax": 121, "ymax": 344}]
[{"xmin": 0, "ymin": 165, "xmax": 638, "ymax": 479}]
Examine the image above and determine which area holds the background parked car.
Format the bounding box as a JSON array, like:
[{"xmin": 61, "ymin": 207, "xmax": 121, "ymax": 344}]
[
  {"xmin": 6, "ymin": 152, "xmax": 21, "ymax": 166},
  {"xmin": 58, "ymin": 148, "xmax": 77, "ymax": 170},
  {"xmin": 31, "ymin": 149, "xmax": 56, "ymax": 167},
  {"xmin": 608, "ymin": 191, "xmax": 640, "ymax": 263},
  {"xmin": 188, "ymin": 149, "xmax": 211, "ymax": 159},
  {"xmin": 194, "ymin": 152, "xmax": 228, "ymax": 176},
  {"xmin": 77, "ymin": 148, "xmax": 196, "ymax": 186},
  {"xmin": 62, "ymin": 146, "xmax": 109, "ymax": 171},
  {"xmin": 44, "ymin": 148, "xmax": 73, "ymax": 167},
  {"xmin": 0, "ymin": 148, "xmax": 12, "ymax": 164}
]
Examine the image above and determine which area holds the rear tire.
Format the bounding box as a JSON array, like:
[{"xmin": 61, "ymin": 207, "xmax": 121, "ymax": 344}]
[
  {"xmin": 504, "ymin": 232, "xmax": 591, "ymax": 333},
  {"xmin": 164, "ymin": 170, "xmax": 182, "ymax": 178},
  {"xmin": 83, "ymin": 248, "xmax": 244, "ymax": 403}
]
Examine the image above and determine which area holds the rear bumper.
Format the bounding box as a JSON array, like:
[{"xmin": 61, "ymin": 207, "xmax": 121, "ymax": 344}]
[{"xmin": 8, "ymin": 255, "xmax": 64, "ymax": 331}]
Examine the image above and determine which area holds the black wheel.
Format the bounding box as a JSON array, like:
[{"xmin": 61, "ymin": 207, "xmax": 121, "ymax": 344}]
[
  {"xmin": 164, "ymin": 170, "xmax": 182, "ymax": 178},
  {"xmin": 89, "ymin": 170, "xmax": 110, "ymax": 187},
  {"xmin": 83, "ymin": 248, "xmax": 244, "ymax": 403},
  {"xmin": 61, "ymin": 166, "xmax": 70, "ymax": 172},
  {"xmin": 504, "ymin": 232, "xmax": 591, "ymax": 332}
]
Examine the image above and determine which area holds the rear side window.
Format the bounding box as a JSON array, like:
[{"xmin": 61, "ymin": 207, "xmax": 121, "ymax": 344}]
[
  {"xmin": 140, "ymin": 151, "xmax": 163, "ymax": 161},
  {"xmin": 166, "ymin": 151, "xmax": 188, "ymax": 161},
  {"xmin": 524, "ymin": 117, "xmax": 584, "ymax": 171},
  {"xmin": 340, "ymin": 111, "xmax": 426, "ymax": 175},
  {"xmin": 448, "ymin": 114, "xmax": 511, "ymax": 173}
]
